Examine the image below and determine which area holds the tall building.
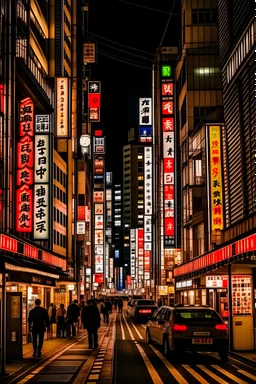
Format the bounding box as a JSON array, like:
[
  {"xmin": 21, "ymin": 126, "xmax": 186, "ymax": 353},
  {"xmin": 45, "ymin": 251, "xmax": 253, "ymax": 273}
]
[
  {"xmin": 173, "ymin": 0, "xmax": 256, "ymax": 352},
  {"xmin": 123, "ymin": 121, "xmax": 153, "ymax": 294},
  {"xmin": 173, "ymin": 0, "xmax": 224, "ymax": 306},
  {"xmin": 0, "ymin": 1, "xmax": 92, "ymax": 359}
]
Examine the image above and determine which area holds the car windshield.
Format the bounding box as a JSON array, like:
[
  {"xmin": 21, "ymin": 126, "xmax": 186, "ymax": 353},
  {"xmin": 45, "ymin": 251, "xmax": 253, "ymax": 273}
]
[
  {"xmin": 136, "ymin": 300, "xmax": 155, "ymax": 306},
  {"xmin": 175, "ymin": 309, "xmax": 220, "ymax": 322}
]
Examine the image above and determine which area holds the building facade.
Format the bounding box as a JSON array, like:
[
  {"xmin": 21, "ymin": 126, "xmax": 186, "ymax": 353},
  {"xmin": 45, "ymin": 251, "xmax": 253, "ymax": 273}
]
[
  {"xmin": 0, "ymin": 1, "xmax": 92, "ymax": 363},
  {"xmin": 174, "ymin": 0, "xmax": 256, "ymax": 352}
]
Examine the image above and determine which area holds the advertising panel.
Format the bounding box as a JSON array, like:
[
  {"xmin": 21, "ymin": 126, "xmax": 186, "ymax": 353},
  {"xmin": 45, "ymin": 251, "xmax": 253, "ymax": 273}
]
[
  {"xmin": 88, "ymin": 81, "xmax": 101, "ymax": 122},
  {"xmin": 139, "ymin": 97, "xmax": 152, "ymax": 142},
  {"xmin": 209, "ymin": 126, "xmax": 224, "ymax": 231},
  {"xmin": 56, "ymin": 78, "xmax": 69, "ymax": 137},
  {"xmin": 161, "ymin": 64, "xmax": 175, "ymax": 248},
  {"xmin": 33, "ymin": 115, "xmax": 50, "ymax": 239},
  {"xmin": 16, "ymin": 98, "xmax": 34, "ymax": 232}
]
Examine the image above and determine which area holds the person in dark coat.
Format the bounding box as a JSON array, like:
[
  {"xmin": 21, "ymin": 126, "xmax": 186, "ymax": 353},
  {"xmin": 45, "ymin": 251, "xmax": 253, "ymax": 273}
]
[
  {"xmin": 158, "ymin": 298, "xmax": 163, "ymax": 307},
  {"xmin": 67, "ymin": 299, "xmax": 81, "ymax": 337},
  {"xmin": 28, "ymin": 299, "xmax": 49, "ymax": 357},
  {"xmin": 117, "ymin": 298, "xmax": 123, "ymax": 313},
  {"xmin": 82, "ymin": 299, "xmax": 101, "ymax": 349}
]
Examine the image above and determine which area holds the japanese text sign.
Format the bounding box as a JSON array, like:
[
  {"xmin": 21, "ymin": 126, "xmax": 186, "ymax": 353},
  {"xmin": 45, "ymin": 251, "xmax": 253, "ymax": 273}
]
[
  {"xmin": 56, "ymin": 78, "xmax": 69, "ymax": 137},
  {"xmin": 209, "ymin": 126, "xmax": 223, "ymax": 231},
  {"xmin": 16, "ymin": 98, "xmax": 34, "ymax": 232}
]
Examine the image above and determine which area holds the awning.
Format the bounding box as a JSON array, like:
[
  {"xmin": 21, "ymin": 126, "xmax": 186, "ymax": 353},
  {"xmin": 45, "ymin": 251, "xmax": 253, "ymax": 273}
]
[{"xmin": 0, "ymin": 254, "xmax": 69, "ymax": 280}]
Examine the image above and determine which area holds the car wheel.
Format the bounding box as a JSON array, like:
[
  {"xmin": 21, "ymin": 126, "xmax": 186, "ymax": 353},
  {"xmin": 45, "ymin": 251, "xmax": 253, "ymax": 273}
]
[
  {"xmin": 146, "ymin": 329, "xmax": 151, "ymax": 344},
  {"xmin": 163, "ymin": 336, "xmax": 170, "ymax": 357},
  {"xmin": 219, "ymin": 350, "xmax": 229, "ymax": 362}
]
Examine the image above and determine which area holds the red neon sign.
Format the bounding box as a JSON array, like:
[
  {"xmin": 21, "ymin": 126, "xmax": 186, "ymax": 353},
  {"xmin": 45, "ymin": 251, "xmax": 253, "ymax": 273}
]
[
  {"xmin": 162, "ymin": 117, "xmax": 174, "ymax": 132},
  {"xmin": 174, "ymin": 234, "xmax": 256, "ymax": 277},
  {"xmin": 0, "ymin": 234, "xmax": 18, "ymax": 253},
  {"xmin": 16, "ymin": 98, "xmax": 34, "ymax": 232},
  {"xmin": 162, "ymin": 82, "xmax": 173, "ymax": 96}
]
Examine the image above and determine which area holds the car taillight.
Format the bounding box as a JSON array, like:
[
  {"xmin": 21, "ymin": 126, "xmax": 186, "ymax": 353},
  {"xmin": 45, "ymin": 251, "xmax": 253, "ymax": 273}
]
[
  {"xmin": 139, "ymin": 309, "xmax": 151, "ymax": 314},
  {"xmin": 215, "ymin": 324, "xmax": 227, "ymax": 331},
  {"xmin": 173, "ymin": 324, "xmax": 187, "ymax": 331}
]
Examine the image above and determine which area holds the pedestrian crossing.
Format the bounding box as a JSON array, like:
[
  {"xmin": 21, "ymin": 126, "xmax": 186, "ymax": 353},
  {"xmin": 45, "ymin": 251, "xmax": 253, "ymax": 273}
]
[{"xmin": 113, "ymin": 311, "xmax": 256, "ymax": 384}]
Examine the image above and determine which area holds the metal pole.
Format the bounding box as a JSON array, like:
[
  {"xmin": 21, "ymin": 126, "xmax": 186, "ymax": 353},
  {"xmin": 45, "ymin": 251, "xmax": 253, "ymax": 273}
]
[{"xmin": 1, "ymin": 271, "xmax": 6, "ymax": 375}]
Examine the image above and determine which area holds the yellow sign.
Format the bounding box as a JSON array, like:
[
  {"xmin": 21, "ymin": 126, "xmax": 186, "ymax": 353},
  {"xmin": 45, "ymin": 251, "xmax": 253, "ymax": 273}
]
[
  {"xmin": 56, "ymin": 77, "xmax": 69, "ymax": 137},
  {"xmin": 209, "ymin": 126, "xmax": 223, "ymax": 231}
]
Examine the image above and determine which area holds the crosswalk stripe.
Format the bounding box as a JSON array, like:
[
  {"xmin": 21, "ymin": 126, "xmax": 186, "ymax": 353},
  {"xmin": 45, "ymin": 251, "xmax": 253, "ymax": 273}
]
[
  {"xmin": 197, "ymin": 365, "xmax": 228, "ymax": 384},
  {"xmin": 150, "ymin": 345, "xmax": 188, "ymax": 384},
  {"xmin": 238, "ymin": 370, "xmax": 256, "ymax": 381},
  {"xmin": 131, "ymin": 322, "xmax": 144, "ymax": 339},
  {"xmin": 135, "ymin": 343, "xmax": 163, "ymax": 384},
  {"xmin": 183, "ymin": 365, "xmax": 209, "ymax": 384},
  {"xmin": 212, "ymin": 365, "xmax": 248, "ymax": 384}
]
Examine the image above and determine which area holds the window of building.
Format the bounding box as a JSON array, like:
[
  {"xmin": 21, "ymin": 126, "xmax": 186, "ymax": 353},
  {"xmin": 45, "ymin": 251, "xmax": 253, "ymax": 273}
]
[{"xmin": 192, "ymin": 8, "xmax": 217, "ymax": 24}]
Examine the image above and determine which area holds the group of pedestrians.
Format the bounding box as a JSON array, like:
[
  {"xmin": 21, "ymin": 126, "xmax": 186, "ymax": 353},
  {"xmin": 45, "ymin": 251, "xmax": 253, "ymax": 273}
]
[{"xmin": 28, "ymin": 296, "xmax": 123, "ymax": 357}]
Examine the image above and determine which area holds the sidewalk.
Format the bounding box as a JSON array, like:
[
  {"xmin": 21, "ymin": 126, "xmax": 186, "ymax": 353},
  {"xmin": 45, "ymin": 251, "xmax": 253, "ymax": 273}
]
[
  {"xmin": 5, "ymin": 329, "xmax": 88, "ymax": 376},
  {"xmin": 229, "ymin": 350, "xmax": 256, "ymax": 366}
]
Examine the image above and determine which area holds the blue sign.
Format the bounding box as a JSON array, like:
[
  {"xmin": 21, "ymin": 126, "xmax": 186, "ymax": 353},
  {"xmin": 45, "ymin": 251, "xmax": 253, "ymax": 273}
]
[{"xmin": 140, "ymin": 126, "xmax": 152, "ymax": 136}]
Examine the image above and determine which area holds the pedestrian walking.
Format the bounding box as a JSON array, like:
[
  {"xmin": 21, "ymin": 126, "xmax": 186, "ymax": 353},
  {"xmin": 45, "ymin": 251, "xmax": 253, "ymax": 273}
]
[
  {"xmin": 47, "ymin": 303, "xmax": 56, "ymax": 339},
  {"xmin": 67, "ymin": 299, "xmax": 81, "ymax": 338},
  {"xmin": 28, "ymin": 299, "xmax": 49, "ymax": 358},
  {"xmin": 157, "ymin": 298, "xmax": 163, "ymax": 307},
  {"xmin": 82, "ymin": 299, "xmax": 101, "ymax": 349},
  {"xmin": 56, "ymin": 304, "xmax": 66, "ymax": 337},
  {"xmin": 117, "ymin": 297, "xmax": 123, "ymax": 313}
]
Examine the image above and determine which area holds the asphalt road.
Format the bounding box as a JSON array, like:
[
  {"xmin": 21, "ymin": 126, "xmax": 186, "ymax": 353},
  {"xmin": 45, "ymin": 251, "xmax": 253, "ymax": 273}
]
[{"xmin": 114, "ymin": 310, "xmax": 256, "ymax": 384}]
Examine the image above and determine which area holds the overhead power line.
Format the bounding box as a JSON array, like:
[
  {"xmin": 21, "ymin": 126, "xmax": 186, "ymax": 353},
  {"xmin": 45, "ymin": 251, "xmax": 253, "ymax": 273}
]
[
  {"xmin": 95, "ymin": 39, "xmax": 154, "ymax": 62},
  {"xmin": 88, "ymin": 31, "xmax": 155, "ymax": 56},
  {"xmin": 117, "ymin": 0, "xmax": 179, "ymax": 15},
  {"xmin": 159, "ymin": 0, "xmax": 178, "ymax": 47},
  {"xmin": 98, "ymin": 50, "xmax": 152, "ymax": 70}
]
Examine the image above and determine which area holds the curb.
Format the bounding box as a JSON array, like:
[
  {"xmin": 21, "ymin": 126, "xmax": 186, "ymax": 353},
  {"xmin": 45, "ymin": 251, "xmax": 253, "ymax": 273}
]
[{"xmin": 229, "ymin": 352, "xmax": 256, "ymax": 368}]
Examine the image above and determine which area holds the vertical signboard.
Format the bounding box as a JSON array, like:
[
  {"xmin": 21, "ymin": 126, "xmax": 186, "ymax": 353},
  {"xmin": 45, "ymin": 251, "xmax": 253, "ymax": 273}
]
[
  {"xmin": 56, "ymin": 78, "xmax": 69, "ymax": 137},
  {"xmin": 16, "ymin": 98, "xmax": 34, "ymax": 232},
  {"xmin": 144, "ymin": 147, "xmax": 152, "ymax": 281},
  {"xmin": 161, "ymin": 64, "xmax": 175, "ymax": 248},
  {"xmin": 88, "ymin": 81, "xmax": 101, "ymax": 123},
  {"xmin": 137, "ymin": 228, "xmax": 144, "ymax": 281},
  {"xmin": 209, "ymin": 126, "xmax": 224, "ymax": 232},
  {"xmin": 93, "ymin": 131, "xmax": 105, "ymax": 285},
  {"xmin": 83, "ymin": 42, "xmax": 95, "ymax": 64},
  {"xmin": 139, "ymin": 98, "xmax": 152, "ymax": 142},
  {"xmin": 33, "ymin": 115, "xmax": 50, "ymax": 239},
  {"xmin": 130, "ymin": 229, "xmax": 136, "ymax": 279}
]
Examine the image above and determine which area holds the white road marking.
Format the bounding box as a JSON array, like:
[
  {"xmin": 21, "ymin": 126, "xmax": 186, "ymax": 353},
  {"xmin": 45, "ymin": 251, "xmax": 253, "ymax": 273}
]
[
  {"xmin": 130, "ymin": 322, "xmax": 144, "ymax": 339},
  {"xmin": 237, "ymin": 370, "xmax": 256, "ymax": 381},
  {"xmin": 183, "ymin": 365, "xmax": 209, "ymax": 384},
  {"xmin": 212, "ymin": 365, "xmax": 248, "ymax": 384},
  {"xmin": 150, "ymin": 345, "xmax": 188, "ymax": 384},
  {"xmin": 135, "ymin": 343, "xmax": 163, "ymax": 384},
  {"xmin": 197, "ymin": 365, "xmax": 228, "ymax": 384},
  {"xmin": 120, "ymin": 314, "xmax": 125, "ymax": 339},
  {"xmin": 122, "ymin": 313, "xmax": 135, "ymax": 340}
]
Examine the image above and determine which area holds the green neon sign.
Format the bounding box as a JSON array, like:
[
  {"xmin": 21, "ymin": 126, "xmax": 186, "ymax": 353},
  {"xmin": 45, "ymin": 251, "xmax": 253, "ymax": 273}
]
[{"xmin": 161, "ymin": 65, "xmax": 171, "ymax": 77}]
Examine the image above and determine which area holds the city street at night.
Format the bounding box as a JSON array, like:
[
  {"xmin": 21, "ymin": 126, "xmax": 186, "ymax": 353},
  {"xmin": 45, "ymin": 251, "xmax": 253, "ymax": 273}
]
[
  {"xmin": 0, "ymin": 0, "xmax": 255, "ymax": 382},
  {"xmin": 3, "ymin": 304, "xmax": 256, "ymax": 384}
]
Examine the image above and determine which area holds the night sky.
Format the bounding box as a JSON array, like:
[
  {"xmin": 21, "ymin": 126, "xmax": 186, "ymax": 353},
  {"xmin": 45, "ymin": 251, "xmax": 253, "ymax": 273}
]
[{"xmin": 89, "ymin": 0, "xmax": 180, "ymax": 182}]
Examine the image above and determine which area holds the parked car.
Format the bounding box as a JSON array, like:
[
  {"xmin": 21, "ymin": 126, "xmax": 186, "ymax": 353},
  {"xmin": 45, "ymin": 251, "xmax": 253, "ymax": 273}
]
[
  {"xmin": 146, "ymin": 304, "xmax": 229, "ymax": 362},
  {"xmin": 127, "ymin": 299, "xmax": 157, "ymax": 323}
]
